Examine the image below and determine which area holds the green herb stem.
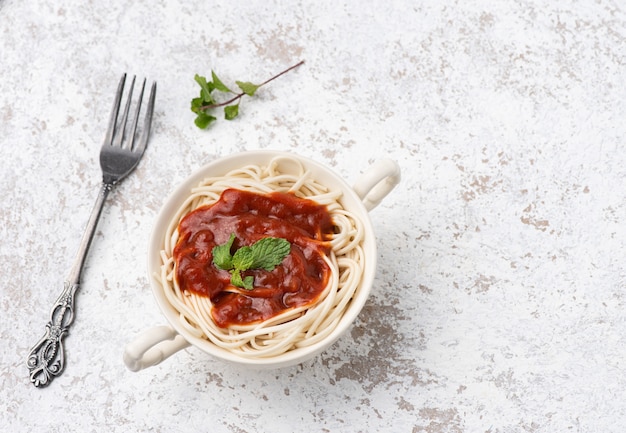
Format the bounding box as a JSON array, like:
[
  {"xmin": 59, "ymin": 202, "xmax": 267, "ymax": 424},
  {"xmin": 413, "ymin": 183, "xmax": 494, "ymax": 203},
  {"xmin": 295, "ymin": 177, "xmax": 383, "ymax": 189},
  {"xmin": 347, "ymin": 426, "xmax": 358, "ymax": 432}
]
[
  {"xmin": 258, "ymin": 59, "xmax": 305, "ymax": 88},
  {"xmin": 198, "ymin": 60, "xmax": 304, "ymax": 111},
  {"xmin": 199, "ymin": 92, "xmax": 243, "ymax": 110}
]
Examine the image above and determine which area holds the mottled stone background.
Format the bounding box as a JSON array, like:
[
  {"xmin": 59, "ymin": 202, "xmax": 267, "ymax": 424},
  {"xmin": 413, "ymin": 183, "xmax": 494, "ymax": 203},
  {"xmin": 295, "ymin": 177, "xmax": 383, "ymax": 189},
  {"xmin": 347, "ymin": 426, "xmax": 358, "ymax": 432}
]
[{"xmin": 2, "ymin": 0, "xmax": 626, "ymax": 432}]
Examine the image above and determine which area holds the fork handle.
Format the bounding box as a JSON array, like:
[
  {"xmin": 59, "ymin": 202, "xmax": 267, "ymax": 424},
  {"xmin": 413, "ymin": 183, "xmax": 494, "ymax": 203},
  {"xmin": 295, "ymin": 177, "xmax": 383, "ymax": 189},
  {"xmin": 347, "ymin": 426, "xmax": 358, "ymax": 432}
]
[
  {"xmin": 68, "ymin": 183, "xmax": 112, "ymax": 284},
  {"xmin": 26, "ymin": 281, "xmax": 78, "ymax": 387},
  {"xmin": 26, "ymin": 183, "xmax": 112, "ymax": 387}
]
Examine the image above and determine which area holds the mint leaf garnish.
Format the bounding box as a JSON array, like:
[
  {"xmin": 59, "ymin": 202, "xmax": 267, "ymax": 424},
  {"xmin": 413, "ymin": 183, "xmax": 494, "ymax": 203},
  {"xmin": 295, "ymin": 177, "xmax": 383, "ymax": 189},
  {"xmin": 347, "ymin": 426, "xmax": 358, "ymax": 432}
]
[
  {"xmin": 224, "ymin": 104, "xmax": 239, "ymax": 120},
  {"xmin": 235, "ymin": 81, "xmax": 259, "ymax": 96},
  {"xmin": 247, "ymin": 237, "xmax": 291, "ymax": 270},
  {"xmin": 194, "ymin": 112, "xmax": 217, "ymax": 129},
  {"xmin": 212, "ymin": 233, "xmax": 235, "ymax": 270},
  {"xmin": 194, "ymin": 74, "xmax": 216, "ymax": 104},
  {"xmin": 191, "ymin": 60, "xmax": 304, "ymax": 129},
  {"xmin": 211, "ymin": 234, "xmax": 291, "ymax": 290},
  {"xmin": 231, "ymin": 270, "xmax": 254, "ymax": 291},
  {"xmin": 211, "ymin": 71, "xmax": 231, "ymax": 92},
  {"xmin": 232, "ymin": 237, "xmax": 291, "ymax": 271}
]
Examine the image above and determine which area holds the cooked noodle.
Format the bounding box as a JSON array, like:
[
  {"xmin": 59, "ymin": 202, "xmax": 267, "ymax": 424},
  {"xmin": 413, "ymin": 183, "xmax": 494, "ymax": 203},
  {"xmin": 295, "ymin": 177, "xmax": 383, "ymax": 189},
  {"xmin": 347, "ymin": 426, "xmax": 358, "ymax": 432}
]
[{"xmin": 156, "ymin": 155, "xmax": 365, "ymax": 358}]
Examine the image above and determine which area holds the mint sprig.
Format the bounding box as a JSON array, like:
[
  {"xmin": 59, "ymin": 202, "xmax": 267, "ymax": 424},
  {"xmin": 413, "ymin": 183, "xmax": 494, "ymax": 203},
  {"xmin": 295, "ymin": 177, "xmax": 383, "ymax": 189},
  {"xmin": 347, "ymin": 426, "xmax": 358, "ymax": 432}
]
[
  {"xmin": 212, "ymin": 234, "xmax": 291, "ymax": 290},
  {"xmin": 191, "ymin": 60, "xmax": 304, "ymax": 129}
]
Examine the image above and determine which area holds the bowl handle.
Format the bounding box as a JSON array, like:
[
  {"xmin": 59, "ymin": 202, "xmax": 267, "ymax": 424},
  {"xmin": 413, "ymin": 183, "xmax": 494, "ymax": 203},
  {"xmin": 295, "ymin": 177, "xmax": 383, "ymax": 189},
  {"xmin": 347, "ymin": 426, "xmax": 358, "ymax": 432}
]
[
  {"xmin": 352, "ymin": 159, "xmax": 401, "ymax": 211},
  {"xmin": 123, "ymin": 325, "xmax": 190, "ymax": 372}
]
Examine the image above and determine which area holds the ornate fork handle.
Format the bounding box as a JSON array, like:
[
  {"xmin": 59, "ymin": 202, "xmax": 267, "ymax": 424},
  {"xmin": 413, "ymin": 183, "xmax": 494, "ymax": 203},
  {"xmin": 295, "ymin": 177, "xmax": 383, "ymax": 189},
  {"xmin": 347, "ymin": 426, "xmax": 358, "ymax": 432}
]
[
  {"xmin": 26, "ymin": 281, "xmax": 78, "ymax": 387},
  {"xmin": 26, "ymin": 183, "xmax": 111, "ymax": 387}
]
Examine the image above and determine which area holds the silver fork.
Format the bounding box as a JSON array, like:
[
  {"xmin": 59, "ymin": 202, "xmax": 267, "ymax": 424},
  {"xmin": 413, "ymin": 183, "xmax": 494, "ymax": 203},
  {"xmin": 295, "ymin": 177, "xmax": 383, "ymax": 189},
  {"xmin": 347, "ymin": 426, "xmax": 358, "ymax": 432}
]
[{"xmin": 26, "ymin": 74, "xmax": 157, "ymax": 388}]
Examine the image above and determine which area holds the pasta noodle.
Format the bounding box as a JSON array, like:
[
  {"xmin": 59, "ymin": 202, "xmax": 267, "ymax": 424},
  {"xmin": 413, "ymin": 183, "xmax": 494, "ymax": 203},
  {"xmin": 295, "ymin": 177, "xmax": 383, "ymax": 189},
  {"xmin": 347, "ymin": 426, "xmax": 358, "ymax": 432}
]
[{"xmin": 155, "ymin": 155, "xmax": 365, "ymax": 358}]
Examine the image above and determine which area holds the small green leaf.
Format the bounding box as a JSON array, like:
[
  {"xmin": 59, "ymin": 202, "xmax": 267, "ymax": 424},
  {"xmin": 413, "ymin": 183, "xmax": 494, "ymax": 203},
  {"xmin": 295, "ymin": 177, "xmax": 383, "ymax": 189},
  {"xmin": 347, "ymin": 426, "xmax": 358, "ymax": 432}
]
[
  {"xmin": 201, "ymin": 89, "xmax": 215, "ymax": 104},
  {"xmin": 191, "ymin": 97, "xmax": 204, "ymax": 114},
  {"xmin": 194, "ymin": 74, "xmax": 207, "ymax": 88},
  {"xmin": 248, "ymin": 237, "xmax": 291, "ymax": 270},
  {"xmin": 232, "ymin": 245, "xmax": 255, "ymax": 270},
  {"xmin": 236, "ymin": 81, "xmax": 260, "ymax": 96},
  {"xmin": 212, "ymin": 233, "xmax": 236, "ymax": 269},
  {"xmin": 242, "ymin": 276, "xmax": 254, "ymax": 290},
  {"xmin": 230, "ymin": 270, "xmax": 254, "ymax": 290},
  {"xmin": 231, "ymin": 237, "xmax": 290, "ymax": 272},
  {"xmin": 194, "ymin": 112, "xmax": 217, "ymax": 129},
  {"xmin": 224, "ymin": 104, "xmax": 239, "ymax": 120},
  {"xmin": 194, "ymin": 74, "xmax": 215, "ymax": 103},
  {"xmin": 230, "ymin": 269, "xmax": 244, "ymax": 287},
  {"xmin": 211, "ymin": 71, "xmax": 231, "ymax": 93}
]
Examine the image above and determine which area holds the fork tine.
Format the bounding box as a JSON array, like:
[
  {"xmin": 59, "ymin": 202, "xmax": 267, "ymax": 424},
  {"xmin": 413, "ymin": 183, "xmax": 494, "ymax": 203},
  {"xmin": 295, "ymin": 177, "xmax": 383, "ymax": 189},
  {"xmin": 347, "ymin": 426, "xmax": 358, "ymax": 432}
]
[
  {"xmin": 103, "ymin": 73, "xmax": 126, "ymax": 146},
  {"xmin": 133, "ymin": 81, "xmax": 157, "ymax": 156},
  {"xmin": 112, "ymin": 75, "xmax": 136, "ymax": 147},
  {"xmin": 126, "ymin": 78, "xmax": 146, "ymax": 151}
]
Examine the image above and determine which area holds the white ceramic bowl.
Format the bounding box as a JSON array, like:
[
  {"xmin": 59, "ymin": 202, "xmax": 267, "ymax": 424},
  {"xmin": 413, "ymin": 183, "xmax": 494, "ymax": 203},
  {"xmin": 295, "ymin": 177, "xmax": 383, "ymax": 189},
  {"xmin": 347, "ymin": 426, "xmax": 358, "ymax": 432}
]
[{"xmin": 124, "ymin": 150, "xmax": 400, "ymax": 371}]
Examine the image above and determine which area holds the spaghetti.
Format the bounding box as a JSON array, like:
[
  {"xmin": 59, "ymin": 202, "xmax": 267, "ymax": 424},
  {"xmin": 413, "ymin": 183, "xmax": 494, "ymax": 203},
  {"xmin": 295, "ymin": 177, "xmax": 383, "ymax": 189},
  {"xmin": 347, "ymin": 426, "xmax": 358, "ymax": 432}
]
[{"xmin": 155, "ymin": 155, "xmax": 365, "ymax": 358}]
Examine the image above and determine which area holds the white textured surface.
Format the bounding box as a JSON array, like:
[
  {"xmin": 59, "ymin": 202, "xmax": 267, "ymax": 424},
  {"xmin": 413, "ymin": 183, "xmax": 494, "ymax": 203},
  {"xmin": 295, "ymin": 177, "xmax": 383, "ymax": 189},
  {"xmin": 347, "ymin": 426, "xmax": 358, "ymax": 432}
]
[{"xmin": 2, "ymin": 0, "xmax": 626, "ymax": 432}]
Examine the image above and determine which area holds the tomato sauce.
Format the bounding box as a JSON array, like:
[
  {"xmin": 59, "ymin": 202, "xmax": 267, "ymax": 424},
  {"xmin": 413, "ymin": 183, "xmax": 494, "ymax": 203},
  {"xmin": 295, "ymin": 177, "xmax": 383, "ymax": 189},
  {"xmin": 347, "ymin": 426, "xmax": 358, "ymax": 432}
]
[{"xmin": 173, "ymin": 188, "xmax": 335, "ymax": 328}]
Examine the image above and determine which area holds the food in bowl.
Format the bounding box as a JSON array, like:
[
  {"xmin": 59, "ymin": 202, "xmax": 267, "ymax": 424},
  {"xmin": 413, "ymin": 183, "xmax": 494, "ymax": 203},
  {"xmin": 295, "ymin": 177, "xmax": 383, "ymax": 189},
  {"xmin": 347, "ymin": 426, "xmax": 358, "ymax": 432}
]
[{"xmin": 155, "ymin": 154, "xmax": 365, "ymax": 358}]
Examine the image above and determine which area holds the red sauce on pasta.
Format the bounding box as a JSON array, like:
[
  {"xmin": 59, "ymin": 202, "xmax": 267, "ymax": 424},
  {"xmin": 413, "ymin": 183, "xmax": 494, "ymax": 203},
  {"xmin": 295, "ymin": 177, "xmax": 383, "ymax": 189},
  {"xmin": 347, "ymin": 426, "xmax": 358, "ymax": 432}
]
[{"xmin": 173, "ymin": 189, "xmax": 334, "ymax": 328}]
